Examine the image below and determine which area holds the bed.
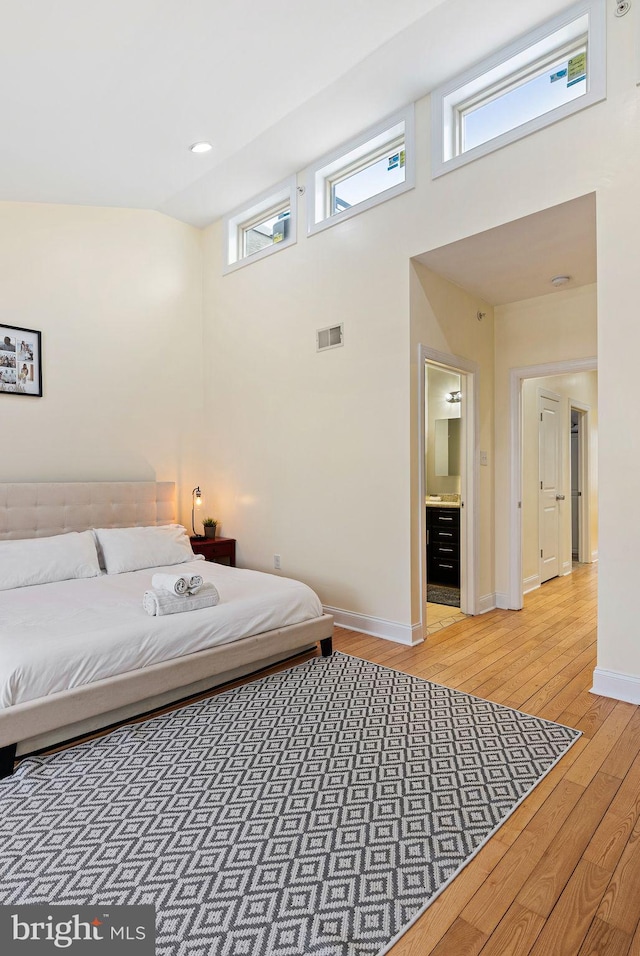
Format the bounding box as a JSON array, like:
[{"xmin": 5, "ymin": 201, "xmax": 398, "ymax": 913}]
[{"xmin": 0, "ymin": 481, "xmax": 333, "ymax": 777}]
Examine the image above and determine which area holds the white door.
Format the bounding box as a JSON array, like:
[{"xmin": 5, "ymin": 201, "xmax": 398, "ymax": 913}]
[{"xmin": 539, "ymin": 391, "xmax": 562, "ymax": 583}]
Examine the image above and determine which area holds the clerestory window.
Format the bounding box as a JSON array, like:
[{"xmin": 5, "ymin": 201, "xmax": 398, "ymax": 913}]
[
  {"xmin": 431, "ymin": 0, "xmax": 605, "ymax": 177},
  {"xmin": 307, "ymin": 107, "xmax": 414, "ymax": 235},
  {"xmin": 223, "ymin": 176, "xmax": 296, "ymax": 274}
]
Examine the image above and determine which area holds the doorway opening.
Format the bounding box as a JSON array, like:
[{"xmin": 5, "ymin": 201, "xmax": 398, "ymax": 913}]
[
  {"xmin": 510, "ymin": 359, "xmax": 597, "ymax": 606},
  {"xmin": 419, "ymin": 346, "xmax": 479, "ymax": 638},
  {"xmin": 570, "ymin": 400, "xmax": 592, "ymax": 565},
  {"xmin": 572, "ymin": 408, "xmax": 580, "ymax": 562},
  {"xmin": 412, "ymin": 195, "xmax": 596, "ymax": 634}
]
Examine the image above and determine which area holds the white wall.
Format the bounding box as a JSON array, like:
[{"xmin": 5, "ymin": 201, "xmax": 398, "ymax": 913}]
[
  {"xmin": 202, "ymin": 204, "xmax": 415, "ymax": 635},
  {"xmin": 521, "ymin": 371, "xmax": 598, "ymax": 588},
  {"xmin": 0, "ymin": 202, "xmax": 204, "ymax": 524},
  {"xmin": 201, "ymin": 3, "xmax": 640, "ymax": 659},
  {"xmin": 198, "ymin": 3, "xmax": 640, "ymax": 688}
]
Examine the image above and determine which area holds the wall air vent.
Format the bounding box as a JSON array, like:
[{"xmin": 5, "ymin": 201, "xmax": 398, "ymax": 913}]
[{"xmin": 316, "ymin": 324, "xmax": 344, "ymax": 352}]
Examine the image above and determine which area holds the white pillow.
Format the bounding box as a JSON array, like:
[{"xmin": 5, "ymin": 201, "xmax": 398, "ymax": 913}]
[
  {"xmin": 0, "ymin": 531, "xmax": 101, "ymax": 591},
  {"xmin": 94, "ymin": 524, "xmax": 195, "ymax": 574}
]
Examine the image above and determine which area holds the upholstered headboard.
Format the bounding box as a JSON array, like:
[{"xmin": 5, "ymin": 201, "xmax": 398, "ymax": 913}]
[{"xmin": 0, "ymin": 482, "xmax": 176, "ymax": 540}]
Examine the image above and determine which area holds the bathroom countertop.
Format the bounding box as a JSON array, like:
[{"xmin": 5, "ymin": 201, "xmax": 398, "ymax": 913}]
[{"xmin": 425, "ymin": 498, "xmax": 461, "ymax": 508}]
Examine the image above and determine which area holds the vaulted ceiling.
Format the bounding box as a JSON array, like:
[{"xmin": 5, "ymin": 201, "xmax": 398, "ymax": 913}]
[{"xmin": 1, "ymin": 1, "xmax": 575, "ymax": 227}]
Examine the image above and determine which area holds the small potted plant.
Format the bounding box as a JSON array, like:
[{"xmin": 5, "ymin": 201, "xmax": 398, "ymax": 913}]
[{"xmin": 202, "ymin": 517, "xmax": 218, "ymax": 539}]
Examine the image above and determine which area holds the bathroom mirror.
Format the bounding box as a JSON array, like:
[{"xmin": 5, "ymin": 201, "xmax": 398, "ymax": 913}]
[{"xmin": 435, "ymin": 418, "xmax": 461, "ymax": 476}]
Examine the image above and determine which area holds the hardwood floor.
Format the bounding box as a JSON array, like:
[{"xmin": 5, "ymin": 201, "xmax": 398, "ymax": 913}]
[{"xmin": 335, "ymin": 562, "xmax": 640, "ymax": 956}]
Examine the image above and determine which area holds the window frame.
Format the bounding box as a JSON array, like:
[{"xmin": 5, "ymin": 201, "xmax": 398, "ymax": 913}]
[
  {"xmin": 431, "ymin": 0, "xmax": 605, "ymax": 178},
  {"xmin": 327, "ymin": 134, "xmax": 405, "ymax": 217},
  {"xmin": 306, "ymin": 106, "xmax": 415, "ymax": 236},
  {"xmin": 223, "ymin": 175, "xmax": 297, "ymax": 274},
  {"xmin": 240, "ymin": 200, "xmax": 291, "ymax": 260}
]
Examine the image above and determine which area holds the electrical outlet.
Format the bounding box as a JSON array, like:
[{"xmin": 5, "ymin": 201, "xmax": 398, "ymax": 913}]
[
  {"xmin": 273, "ymin": 554, "xmax": 281, "ymax": 570},
  {"xmin": 480, "ymin": 450, "xmax": 488, "ymax": 466}
]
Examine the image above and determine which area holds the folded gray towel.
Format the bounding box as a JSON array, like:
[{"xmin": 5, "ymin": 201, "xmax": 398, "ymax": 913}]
[
  {"xmin": 143, "ymin": 582, "xmax": 220, "ymax": 616},
  {"xmin": 152, "ymin": 572, "xmax": 204, "ymax": 595}
]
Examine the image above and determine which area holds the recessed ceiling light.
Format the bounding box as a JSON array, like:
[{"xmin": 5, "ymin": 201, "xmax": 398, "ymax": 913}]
[
  {"xmin": 190, "ymin": 142, "xmax": 213, "ymax": 154},
  {"xmin": 551, "ymin": 275, "xmax": 571, "ymax": 286}
]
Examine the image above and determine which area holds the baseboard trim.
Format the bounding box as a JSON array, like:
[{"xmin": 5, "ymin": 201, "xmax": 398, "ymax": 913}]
[
  {"xmin": 478, "ymin": 593, "xmax": 496, "ymax": 613},
  {"xmin": 323, "ymin": 606, "xmax": 424, "ymax": 646},
  {"xmin": 495, "ymin": 592, "xmax": 510, "ymax": 610},
  {"xmin": 591, "ymin": 550, "xmax": 599, "ymax": 562},
  {"xmin": 561, "ymin": 560, "xmax": 572, "ymax": 576},
  {"xmin": 591, "ymin": 667, "xmax": 640, "ymax": 704},
  {"xmin": 523, "ymin": 574, "xmax": 540, "ymax": 595}
]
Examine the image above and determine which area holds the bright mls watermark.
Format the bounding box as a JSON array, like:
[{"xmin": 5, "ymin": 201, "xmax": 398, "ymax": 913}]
[{"xmin": 0, "ymin": 905, "xmax": 155, "ymax": 954}]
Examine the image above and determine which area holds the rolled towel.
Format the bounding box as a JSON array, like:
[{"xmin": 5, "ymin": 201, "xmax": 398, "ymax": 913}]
[
  {"xmin": 152, "ymin": 573, "xmax": 190, "ymax": 596},
  {"xmin": 143, "ymin": 582, "xmax": 220, "ymax": 617},
  {"xmin": 152, "ymin": 572, "xmax": 205, "ymax": 595}
]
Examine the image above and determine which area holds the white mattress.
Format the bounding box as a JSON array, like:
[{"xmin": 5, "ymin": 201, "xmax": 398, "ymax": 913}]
[{"xmin": 0, "ymin": 561, "xmax": 323, "ymax": 708}]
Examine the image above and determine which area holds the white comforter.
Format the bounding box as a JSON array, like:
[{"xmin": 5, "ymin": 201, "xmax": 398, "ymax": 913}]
[{"xmin": 0, "ymin": 561, "xmax": 323, "ymax": 708}]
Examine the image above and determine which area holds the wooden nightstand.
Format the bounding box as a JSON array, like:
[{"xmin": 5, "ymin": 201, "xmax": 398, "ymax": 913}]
[{"xmin": 190, "ymin": 536, "xmax": 236, "ymax": 567}]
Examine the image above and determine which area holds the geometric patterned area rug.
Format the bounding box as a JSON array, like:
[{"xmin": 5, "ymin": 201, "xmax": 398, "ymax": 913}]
[{"xmin": 0, "ymin": 653, "xmax": 580, "ymax": 956}]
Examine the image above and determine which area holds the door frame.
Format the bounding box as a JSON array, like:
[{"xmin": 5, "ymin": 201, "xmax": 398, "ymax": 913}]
[
  {"xmin": 418, "ymin": 345, "xmax": 479, "ymax": 628},
  {"xmin": 570, "ymin": 398, "xmax": 592, "ymax": 564},
  {"xmin": 508, "ymin": 356, "xmax": 597, "ymax": 610}
]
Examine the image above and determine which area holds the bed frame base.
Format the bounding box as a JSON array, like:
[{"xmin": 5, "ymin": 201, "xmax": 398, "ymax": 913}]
[
  {"xmin": 0, "ymin": 640, "xmax": 334, "ymax": 779},
  {"xmin": 0, "ymin": 743, "xmax": 17, "ymax": 779},
  {"xmin": 0, "ymin": 618, "xmax": 334, "ymax": 778}
]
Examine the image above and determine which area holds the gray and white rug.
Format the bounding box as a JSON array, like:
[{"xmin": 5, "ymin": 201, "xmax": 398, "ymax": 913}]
[{"xmin": 0, "ymin": 653, "xmax": 580, "ymax": 956}]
